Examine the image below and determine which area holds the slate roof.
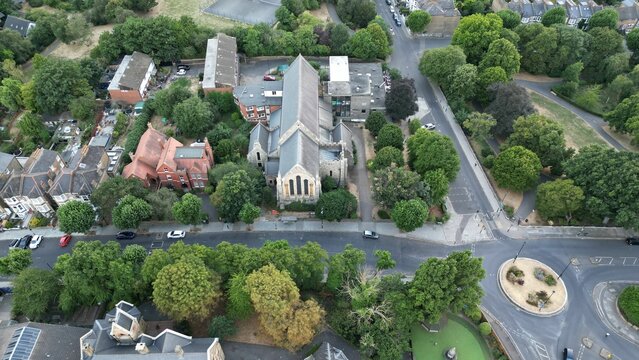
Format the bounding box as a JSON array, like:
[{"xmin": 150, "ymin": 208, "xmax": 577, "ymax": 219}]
[
  {"xmin": 0, "ymin": 152, "xmax": 17, "ymax": 173},
  {"xmin": 279, "ymin": 130, "xmax": 319, "ymax": 177},
  {"xmin": 49, "ymin": 146, "xmax": 107, "ymax": 197},
  {"xmin": 419, "ymin": 0, "xmax": 460, "ymax": 17},
  {"xmin": 202, "ymin": 33, "xmax": 238, "ymax": 89},
  {"xmin": 332, "ymin": 123, "xmax": 352, "ymax": 152},
  {"xmin": 233, "ymin": 81, "xmax": 283, "ymax": 107},
  {"xmin": 174, "ymin": 147, "xmax": 204, "ymax": 159},
  {"xmin": 0, "ymin": 149, "xmax": 61, "ymax": 199},
  {"xmin": 0, "ymin": 322, "xmax": 87, "ymax": 360},
  {"xmin": 280, "ymin": 55, "xmax": 320, "ymax": 139},
  {"xmin": 249, "ymin": 122, "xmax": 270, "ymax": 152},
  {"xmin": 3, "ymin": 15, "xmax": 35, "ymax": 37},
  {"xmin": 110, "ymin": 52, "xmax": 153, "ymax": 91}
]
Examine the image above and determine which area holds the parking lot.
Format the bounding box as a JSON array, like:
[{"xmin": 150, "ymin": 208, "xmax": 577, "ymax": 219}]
[{"xmin": 204, "ymin": 0, "xmax": 280, "ymax": 24}]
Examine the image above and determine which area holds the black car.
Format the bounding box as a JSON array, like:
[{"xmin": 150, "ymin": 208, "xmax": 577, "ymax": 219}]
[
  {"xmin": 385, "ymin": 0, "xmax": 391, "ymax": 4},
  {"xmin": 8, "ymin": 238, "xmax": 19, "ymax": 248},
  {"xmin": 627, "ymin": 237, "xmax": 639, "ymax": 245},
  {"xmin": 15, "ymin": 235, "xmax": 32, "ymax": 249},
  {"xmin": 177, "ymin": 64, "xmax": 191, "ymax": 71},
  {"xmin": 395, "ymin": 18, "xmax": 402, "ymax": 27},
  {"xmin": 563, "ymin": 348, "xmax": 574, "ymax": 360},
  {"xmin": 116, "ymin": 231, "xmax": 137, "ymax": 240}
]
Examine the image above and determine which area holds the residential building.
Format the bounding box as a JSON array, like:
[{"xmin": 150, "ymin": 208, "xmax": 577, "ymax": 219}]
[
  {"xmin": 0, "ymin": 148, "xmax": 65, "ymax": 219},
  {"xmin": 322, "ymin": 57, "xmax": 387, "ymax": 121},
  {"xmin": 0, "ymin": 322, "xmax": 89, "ymax": 360},
  {"xmin": 304, "ymin": 342, "xmax": 349, "ymax": 360},
  {"xmin": 500, "ymin": 0, "xmax": 607, "ymax": 24},
  {"xmin": 0, "ymin": 152, "xmax": 22, "ymax": 218},
  {"xmin": 247, "ymin": 55, "xmax": 353, "ymax": 207},
  {"xmin": 202, "ymin": 33, "xmax": 238, "ymax": 94},
  {"xmin": 123, "ymin": 124, "xmax": 214, "ymax": 190},
  {"xmin": 48, "ymin": 145, "xmax": 109, "ymax": 207},
  {"xmin": 233, "ymin": 81, "xmax": 283, "ymax": 122},
  {"xmin": 80, "ymin": 300, "xmax": 225, "ymax": 360},
  {"xmin": 108, "ymin": 52, "xmax": 156, "ymax": 104},
  {"xmin": 2, "ymin": 15, "xmax": 35, "ymax": 37},
  {"xmin": 415, "ymin": 0, "xmax": 461, "ymax": 36}
]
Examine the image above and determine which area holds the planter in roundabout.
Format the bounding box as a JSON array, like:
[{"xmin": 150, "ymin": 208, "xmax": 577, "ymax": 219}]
[{"xmin": 498, "ymin": 257, "xmax": 568, "ymax": 316}]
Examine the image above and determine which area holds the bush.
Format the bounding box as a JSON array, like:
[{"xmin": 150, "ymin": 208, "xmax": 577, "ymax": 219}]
[
  {"xmin": 507, "ymin": 266, "xmax": 524, "ymax": 277},
  {"xmin": 478, "ymin": 322, "xmax": 492, "ymax": 336},
  {"xmin": 321, "ymin": 176, "xmax": 338, "ymax": 193},
  {"xmin": 409, "ymin": 118, "xmax": 421, "ymax": 135},
  {"xmin": 618, "ymin": 286, "xmax": 639, "ymax": 326},
  {"xmin": 483, "ymin": 155, "xmax": 495, "ymax": 169},
  {"xmin": 504, "ymin": 205, "xmax": 514, "ymax": 218},
  {"xmin": 481, "ymin": 147, "xmax": 494, "ymax": 158},
  {"xmin": 378, "ymin": 209, "xmax": 390, "ymax": 219},
  {"xmin": 533, "ymin": 267, "xmax": 546, "ymax": 281},
  {"xmin": 544, "ymin": 275, "xmax": 557, "ymax": 286},
  {"xmin": 208, "ymin": 315, "xmax": 237, "ymax": 340},
  {"xmin": 285, "ymin": 201, "xmax": 316, "ymax": 212},
  {"xmin": 464, "ymin": 306, "xmax": 482, "ymax": 323}
]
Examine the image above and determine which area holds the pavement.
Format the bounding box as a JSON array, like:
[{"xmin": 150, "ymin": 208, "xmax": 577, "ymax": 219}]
[
  {"xmin": 593, "ymin": 281, "xmax": 639, "ymax": 347},
  {"xmin": 348, "ymin": 124, "xmax": 374, "ymax": 222}
]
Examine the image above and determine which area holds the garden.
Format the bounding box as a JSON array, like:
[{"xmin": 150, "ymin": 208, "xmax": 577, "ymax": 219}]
[
  {"xmin": 411, "ymin": 315, "xmax": 492, "ymax": 360},
  {"xmin": 618, "ymin": 285, "xmax": 639, "ymax": 327}
]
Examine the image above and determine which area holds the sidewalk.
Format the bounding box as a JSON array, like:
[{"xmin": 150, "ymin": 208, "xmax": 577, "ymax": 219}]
[
  {"xmin": 593, "ymin": 281, "xmax": 639, "ymax": 346},
  {"xmin": 491, "ymin": 214, "xmax": 631, "ymax": 240}
]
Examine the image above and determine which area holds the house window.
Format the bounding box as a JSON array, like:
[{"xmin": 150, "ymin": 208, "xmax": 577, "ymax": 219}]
[
  {"xmin": 259, "ymin": 113, "xmax": 265, "ymax": 118},
  {"xmin": 257, "ymin": 106, "xmax": 264, "ymax": 111},
  {"xmin": 179, "ymin": 176, "xmax": 185, "ymax": 183},
  {"xmin": 271, "ymin": 91, "xmax": 277, "ymax": 95},
  {"xmin": 164, "ymin": 168, "xmax": 169, "ymax": 172},
  {"xmin": 196, "ymin": 174, "xmax": 201, "ymax": 179},
  {"xmin": 289, "ymin": 180, "xmax": 294, "ymax": 196},
  {"xmin": 167, "ymin": 175, "xmax": 172, "ymax": 181},
  {"xmin": 329, "ymin": 170, "xmax": 333, "ymax": 177},
  {"xmin": 256, "ymin": 152, "xmax": 261, "ymax": 161},
  {"xmin": 296, "ymin": 176, "xmax": 302, "ymax": 195},
  {"xmin": 247, "ymin": 106, "xmax": 254, "ymax": 111},
  {"xmin": 258, "ymin": 163, "xmax": 262, "ymax": 168},
  {"xmin": 304, "ymin": 180, "xmax": 308, "ymax": 195}
]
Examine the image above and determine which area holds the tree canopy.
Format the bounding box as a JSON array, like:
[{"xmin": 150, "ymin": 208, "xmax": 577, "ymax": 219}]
[
  {"xmin": 56, "ymin": 200, "xmax": 96, "ymax": 234},
  {"xmin": 541, "ymin": 7, "xmax": 566, "ymax": 27},
  {"xmin": 392, "ymin": 199, "xmax": 429, "ymax": 232},
  {"xmin": 496, "ymin": 9, "xmax": 521, "ymax": 29},
  {"xmin": 0, "ymin": 248, "xmax": 31, "ymax": 275},
  {"xmin": 407, "ymin": 129, "xmax": 460, "ymax": 182},
  {"xmin": 173, "ymin": 97, "xmax": 214, "ymax": 138},
  {"xmin": 91, "ymin": 177, "xmax": 147, "ymax": 224},
  {"xmin": 371, "ymin": 146, "xmax": 404, "ymax": 170},
  {"xmin": 365, "ymin": 111, "xmax": 388, "ymax": 137},
  {"xmin": 406, "ymin": 10, "xmax": 431, "ymax": 33},
  {"xmin": 31, "ymin": 56, "xmax": 92, "ymax": 114},
  {"xmin": 112, "ymin": 195, "xmax": 153, "ymax": 229},
  {"xmin": 479, "ymin": 39, "xmax": 520, "ymax": 79},
  {"xmin": 372, "ymin": 165, "xmax": 429, "ymax": 210},
  {"xmin": 172, "ymin": 193, "xmax": 203, "ymax": 225},
  {"xmin": 419, "ymin": 45, "xmax": 467, "ymax": 85},
  {"xmin": 492, "ymin": 145, "xmax": 542, "ymax": 191},
  {"xmin": 451, "ymin": 13, "xmax": 503, "ymax": 64},
  {"xmin": 385, "ymin": 78, "xmax": 418, "ymax": 120},
  {"xmin": 375, "ymin": 123, "xmax": 404, "ymax": 151},
  {"xmin": 316, "ymin": 189, "xmax": 358, "ymax": 221},
  {"xmin": 588, "ymin": 8, "xmax": 618, "ymax": 29},
  {"xmin": 211, "ymin": 169, "xmax": 260, "ymax": 222},
  {"xmin": 486, "ymin": 82, "xmax": 535, "ymax": 137},
  {"xmin": 11, "ymin": 269, "xmax": 60, "ymax": 321},
  {"xmin": 536, "ymin": 179, "xmax": 584, "ymax": 221}
]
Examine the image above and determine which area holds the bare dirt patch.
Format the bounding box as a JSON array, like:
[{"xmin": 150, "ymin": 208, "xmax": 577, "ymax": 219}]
[
  {"xmin": 225, "ymin": 313, "xmax": 276, "ymax": 346},
  {"xmin": 362, "ymin": 127, "xmax": 375, "ymax": 163},
  {"xmin": 515, "ymin": 72, "xmax": 560, "ymax": 83},
  {"xmin": 601, "ymin": 124, "xmax": 639, "ymax": 152},
  {"xmin": 308, "ymin": 3, "xmax": 330, "ymax": 22},
  {"xmin": 499, "ymin": 258, "xmax": 567, "ymax": 315},
  {"xmin": 486, "ymin": 172, "xmax": 523, "ymax": 212},
  {"xmin": 50, "ymin": 24, "xmax": 115, "ymax": 59}
]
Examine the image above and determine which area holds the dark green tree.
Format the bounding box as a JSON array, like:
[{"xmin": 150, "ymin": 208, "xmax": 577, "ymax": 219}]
[
  {"xmin": 492, "ymin": 145, "xmax": 542, "ymax": 191},
  {"xmin": 486, "ymin": 82, "xmax": 535, "ymax": 137},
  {"xmin": 172, "ymin": 193, "xmax": 203, "ymax": 225},
  {"xmin": 536, "ymin": 179, "xmax": 584, "ymax": 221},
  {"xmin": 372, "ymin": 165, "xmax": 429, "ymax": 209},
  {"xmin": 56, "ymin": 200, "xmax": 96, "ymax": 234},
  {"xmin": 406, "ymin": 10, "xmax": 431, "ymax": 33},
  {"xmin": 451, "ymin": 13, "xmax": 503, "ymax": 64},
  {"xmin": 541, "ymin": 7, "xmax": 566, "ymax": 26},
  {"xmin": 384, "ymin": 78, "xmax": 418, "ymax": 120},
  {"xmin": 211, "ymin": 169, "xmax": 260, "ymax": 222},
  {"xmin": 11, "ymin": 269, "xmax": 60, "ymax": 321},
  {"xmin": 478, "ymin": 39, "xmax": 520, "ymax": 79},
  {"xmin": 173, "ymin": 97, "xmax": 214, "ymax": 138},
  {"xmin": 407, "ymin": 129, "xmax": 460, "ymax": 181},
  {"xmin": 326, "ymin": 244, "xmax": 366, "ymax": 292},
  {"xmin": 496, "ymin": 9, "xmax": 521, "ymax": 29},
  {"xmin": 371, "ymin": 146, "xmax": 404, "ymax": 170},
  {"xmin": 112, "ymin": 195, "xmax": 153, "ymax": 229},
  {"xmin": 588, "ymin": 8, "xmax": 618, "ymax": 29},
  {"xmin": 375, "ymin": 123, "xmax": 404, "ymax": 151},
  {"xmin": 365, "ymin": 111, "xmax": 387, "ymax": 137},
  {"xmin": 419, "ymin": 45, "xmax": 467, "ymax": 85},
  {"xmin": 423, "ymin": 169, "xmax": 449, "ymax": 205},
  {"xmin": 32, "ymin": 57, "xmax": 92, "ymax": 114},
  {"xmin": 391, "ymin": 199, "xmax": 428, "ymax": 232},
  {"xmin": 316, "ymin": 188, "xmax": 358, "ymax": 221}
]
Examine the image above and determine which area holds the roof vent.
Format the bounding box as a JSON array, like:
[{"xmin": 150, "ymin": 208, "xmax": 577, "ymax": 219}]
[
  {"xmin": 135, "ymin": 343, "xmax": 149, "ymax": 355},
  {"xmin": 249, "ymin": 94, "xmax": 254, "ymax": 98},
  {"xmin": 79, "ymin": 163, "xmax": 86, "ymax": 169},
  {"xmin": 174, "ymin": 345, "xmax": 185, "ymax": 359}
]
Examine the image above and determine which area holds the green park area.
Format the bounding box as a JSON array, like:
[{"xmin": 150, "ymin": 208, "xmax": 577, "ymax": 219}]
[{"xmin": 411, "ymin": 316, "xmax": 491, "ymax": 360}]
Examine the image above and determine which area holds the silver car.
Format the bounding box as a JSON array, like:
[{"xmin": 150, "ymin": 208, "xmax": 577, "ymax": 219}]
[{"xmin": 29, "ymin": 235, "xmax": 43, "ymax": 249}]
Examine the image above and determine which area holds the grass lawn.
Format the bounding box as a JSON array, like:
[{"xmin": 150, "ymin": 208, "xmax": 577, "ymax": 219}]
[
  {"xmin": 148, "ymin": 0, "xmax": 242, "ymax": 30},
  {"xmin": 411, "ymin": 316, "xmax": 491, "ymax": 360},
  {"xmin": 530, "ymin": 92, "xmax": 609, "ymax": 150}
]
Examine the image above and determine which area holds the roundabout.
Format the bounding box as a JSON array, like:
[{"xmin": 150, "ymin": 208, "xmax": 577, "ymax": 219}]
[{"xmin": 498, "ymin": 257, "xmax": 568, "ymax": 316}]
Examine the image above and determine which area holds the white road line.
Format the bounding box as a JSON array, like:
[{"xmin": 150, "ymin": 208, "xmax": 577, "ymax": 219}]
[
  {"xmin": 621, "ymin": 257, "xmax": 637, "ymax": 266},
  {"xmin": 533, "ymin": 341, "xmax": 550, "ymax": 360},
  {"xmin": 576, "ymin": 344, "xmax": 586, "ymax": 360}
]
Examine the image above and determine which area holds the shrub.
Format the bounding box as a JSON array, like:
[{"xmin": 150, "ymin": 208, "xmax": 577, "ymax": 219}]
[
  {"xmin": 536, "ymin": 290, "xmax": 549, "ymax": 302},
  {"xmin": 483, "ymin": 155, "xmax": 495, "ymax": 169},
  {"xmin": 208, "ymin": 315, "xmax": 237, "ymax": 340},
  {"xmin": 478, "ymin": 322, "xmax": 492, "ymax": 336},
  {"xmin": 517, "ymin": 279, "xmax": 524, "ymax": 286},
  {"xmin": 285, "ymin": 201, "xmax": 316, "ymax": 212},
  {"xmin": 481, "ymin": 147, "xmax": 493, "ymax": 158},
  {"xmin": 507, "ymin": 266, "xmax": 524, "ymax": 277},
  {"xmin": 618, "ymin": 285, "xmax": 639, "ymax": 326},
  {"xmin": 544, "ymin": 275, "xmax": 557, "ymax": 286},
  {"xmin": 321, "ymin": 176, "xmax": 338, "ymax": 193},
  {"xmin": 464, "ymin": 306, "xmax": 482, "ymax": 323},
  {"xmin": 409, "ymin": 118, "xmax": 422, "ymax": 134},
  {"xmin": 504, "ymin": 205, "xmax": 514, "ymax": 218},
  {"xmin": 534, "ymin": 267, "xmax": 546, "ymax": 281},
  {"xmin": 378, "ymin": 209, "xmax": 390, "ymax": 219}
]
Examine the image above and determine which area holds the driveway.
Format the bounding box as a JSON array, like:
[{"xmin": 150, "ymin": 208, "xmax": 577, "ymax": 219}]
[
  {"xmin": 199, "ymin": 194, "xmax": 218, "ymax": 222},
  {"xmin": 348, "ymin": 125, "xmax": 373, "ymax": 222}
]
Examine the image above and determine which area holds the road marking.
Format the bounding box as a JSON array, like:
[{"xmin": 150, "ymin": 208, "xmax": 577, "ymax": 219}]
[
  {"xmin": 576, "ymin": 344, "xmax": 586, "ymax": 360},
  {"xmin": 621, "ymin": 257, "xmax": 637, "ymax": 266},
  {"xmin": 590, "ymin": 256, "xmax": 614, "ymax": 265},
  {"xmin": 470, "ymin": 243, "xmax": 476, "ymax": 254},
  {"xmin": 151, "ymin": 241, "xmax": 163, "ymax": 249},
  {"xmin": 532, "ymin": 341, "xmax": 550, "ymax": 360}
]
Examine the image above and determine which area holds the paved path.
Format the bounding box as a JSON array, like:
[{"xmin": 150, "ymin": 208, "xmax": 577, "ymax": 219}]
[
  {"xmin": 593, "ymin": 281, "xmax": 639, "ymax": 347},
  {"xmin": 348, "ymin": 125, "xmax": 373, "ymax": 222}
]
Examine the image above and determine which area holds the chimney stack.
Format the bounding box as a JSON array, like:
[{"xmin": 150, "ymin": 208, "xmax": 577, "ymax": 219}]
[{"xmin": 135, "ymin": 342, "xmax": 149, "ymax": 355}]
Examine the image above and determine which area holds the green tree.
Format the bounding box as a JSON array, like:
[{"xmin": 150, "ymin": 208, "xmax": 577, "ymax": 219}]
[
  {"xmin": 145, "ymin": 188, "xmax": 179, "ymax": 221},
  {"xmin": 141, "ymin": 249, "xmax": 173, "ymax": 287},
  {"xmin": 239, "ymin": 202, "xmax": 261, "ymax": 225},
  {"xmin": 496, "ymin": 9, "xmax": 521, "ymax": 29},
  {"xmin": 291, "ymin": 242, "xmax": 328, "ymax": 290},
  {"xmin": 492, "ymin": 146, "xmax": 541, "ymax": 191},
  {"xmin": 211, "ymin": 169, "xmax": 260, "ymax": 222},
  {"xmin": 215, "ymin": 138, "xmax": 241, "ymax": 163},
  {"xmin": 392, "ymin": 199, "xmax": 428, "ymax": 232},
  {"xmin": 173, "ymin": 97, "xmax": 214, "ymax": 138},
  {"xmin": 603, "ymin": 53, "xmax": 630, "ymax": 84},
  {"xmin": 588, "ymin": 8, "xmax": 618, "ymax": 29},
  {"xmin": 479, "ymin": 322, "xmax": 492, "ymax": 336},
  {"xmin": 326, "ymin": 244, "xmax": 366, "ymax": 292},
  {"xmin": 372, "ymin": 165, "xmax": 429, "ymax": 209},
  {"xmin": 628, "ymin": 28, "xmax": 639, "ymax": 64},
  {"xmin": 423, "ymin": 169, "xmax": 449, "ymax": 205},
  {"xmin": 32, "ymin": 57, "xmax": 92, "ymax": 114},
  {"xmin": 153, "ymin": 258, "xmax": 222, "ymax": 321},
  {"xmin": 153, "ymin": 80, "xmax": 192, "ymax": 117},
  {"xmin": 56, "ymin": 200, "xmax": 96, "ymax": 234},
  {"xmin": 374, "ymin": 250, "xmax": 396, "ymax": 271},
  {"xmin": 583, "ymin": 27, "xmax": 624, "ymax": 83},
  {"xmin": 505, "ymin": 114, "xmax": 571, "ymax": 172},
  {"xmin": 409, "ymin": 257, "xmax": 456, "ymax": 323},
  {"xmin": 463, "ymin": 112, "xmax": 496, "ymax": 140},
  {"xmin": 607, "ymin": 75, "xmax": 634, "ymax": 105},
  {"xmin": 0, "ymin": 30, "xmax": 34, "ymax": 64},
  {"xmin": 419, "ymin": 45, "xmax": 467, "ymax": 85},
  {"xmin": 451, "ymin": 13, "xmax": 503, "ymax": 64},
  {"xmin": 208, "ymin": 315, "xmax": 237, "ymax": 339},
  {"xmin": 562, "ymin": 62, "xmax": 584, "ymax": 83},
  {"xmin": 122, "ymin": 244, "xmax": 148, "ymax": 267},
  {"xmin": 227, "ymin": 273, "xmax": 254, "ymax": 319},
  {"xmin": 375, "ymin": 123, "xmax": 404, "ymax": 151},
  {"xmin": 604, "ymin": 93, "xmax": 639, "ymax": 132},
  {"xmin": 0, "ymin": 248, "xmax": 32, "ymax": 275},
  {"xmin": 0, "ymin": 78, "xmax": 23, "ymax": 111},
  {"xmin": 17, "ymin": 112, "xmax": 49, "ymax": 142},
  {"xmin": 11, "ymin": 269, "xmax": 60, "ymax": 321},
  {"xmin": 172, "ymin": 193, "xmax": 203, "ymax": 225},
  {"xmin": 371, "ymin": 146, "xmax": 404, "ymax": 170},
  {"xmin": 518, "ymin": 25, "xmax": 558, "ymax": 75},
  {"xmin": 365, "ymin": 111, "xmax": 387, "ymax": 136},
  {"xmin": 206, "ymin": 123, "xmax": 233, "ymax": 148},
  {"xmin": 448, "ymin": 63, "xmax": 478, "ymax": 101},
  {"xmin": 91, "ymin": 176, "xmax": 147, "ymax": 223},
  {"xmin": 385, "ymin": 78, "xmax": 418, "ymax": 120},
  {"xmin": 536, "ymin": 179, "xmax": 584, "ymax": 221},
  {"xmin": 330, "ymin": 23, "xmax": 351, "ymax": 54},
  {"xmin": 406, "ymin": 10, "xmax": 431, "ymax": 33},
  {"xmin": 316, "ymin": 188, "xmax": 357, "ymax": 221},
  {"xmin": 336, "ymin": 0, "xmax": 377, "ymax": 29},
  {"xmin": 407, "ymin": 129, "xmax": 460, "ymax": 181},
  {"xmin": 447, "ymin": 250, "xmax": 485, "ymax": 313},
  {"xmin": 347, "ymin": 23, "xmax": 390, "ymax": 60},
  {"xmin": 541, "ymin": 7, "xmax": 566, "ymax": 26},
  {"xmin": 477, "ymin": 66, "xmax": 508, "ymax": 103},
  {"xmin": 478, "ymin": 38, "xmax": 521, "ymax": 79},
  {"xmin": 276, "ymin": 6, "xmax": 298, "ymax": 31},
  {"xmin": 486, "ymin": 82, "xmax": 535, "ymax": 137},
  {"xmin": 69, "ymin": 95, "xmax": 96, "ymax": 124},
  {"xmin": 112, "ymin": 195, "xmax": 153, "ymax": 229}
]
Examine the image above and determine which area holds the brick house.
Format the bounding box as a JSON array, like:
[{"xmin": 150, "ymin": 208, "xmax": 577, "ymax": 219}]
[
  {"xmin": 233, "ymin": 81, "xmax": 283, "ymax": 123},
  {"xmin": 108, "ymin": 52, "xmax": 156, "ymax": 104},
  {"xmin": 122, "ymin": 124, "xmax": 214, "ymax": 190},
  {"xmin": 202, "ymin": 33, "xmax": 238, "ymax": 94},
  {"xmin": 0, "ymin": 152, "xmax": 23, "ymax": 218}
]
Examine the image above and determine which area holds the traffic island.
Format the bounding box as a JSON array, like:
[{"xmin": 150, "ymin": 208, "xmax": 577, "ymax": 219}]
[{"xmin": 498, "ymin": 258, "xmax": 568, "ymax": 316}]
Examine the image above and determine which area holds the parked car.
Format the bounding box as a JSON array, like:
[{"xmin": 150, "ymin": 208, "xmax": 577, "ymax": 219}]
[
  {"xmin": 263, "ymin": 74, "xmax": 277, "ymax": 81},
  {"xmin": 390, "ymin": 5, "xmax": 395, "ymax": 12},
  {"xmin": 627, "ymin": 237, "xmax": 639, "ymax": 245},
  {"xmin": 385, "ymin": 0, "xmax": 391, "ymax": 4},
  {"xmin": 8, "ymin": 238, "xmax": 19, "ymax": 248},
  {"xmin": 395, "ymin": 18, "xmax": 402, "ymax": 26},
  {"xmin": 363, "ymin": 230, "xmax": 379, "ymax": 239},
  {"xmin": 177, "ymin": 64, "xmax": 191, "ymax": 71},
  {"xmin": 116, "ymin": 231, "xmax": 137, "ymax": 240},
  {"xmin": 563, "ymin": 348, "xmax": 574, "ymax": 360},
  {"xmin": 167, "ymin": 230, "xmax": 186, "ymax": 239},
  {"xmin": 16, "ymin": 235, "xmax": 32, "ymax": 249},
  {"xmin": 422, "ymin": 123, "xmax": 436, "ymax": 130},
  {"xmin": 59, "ymin": 234, "xmax": 72, "ymax": 247},
  {"xmin": 176, "ymin": 69, "xmax": 187, "ymax": 76},
  {"xmin": 29, "ymin": 235, "xmax": 43, "ymax": 249}
]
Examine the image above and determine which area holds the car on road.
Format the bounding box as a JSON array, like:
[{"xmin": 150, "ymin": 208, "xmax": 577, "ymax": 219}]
[
  {"xmin": 59, "ymin": 234, "xmax": 72, "ymax": 247},
  {"xmin": 29, "ymin": 235, "xmax": 43, "ymax": 249},
  {"xmin": 8, "ymin": 238, "xmax": 19, "ymax": 248},
  {"xmin": 363, "ymin": 230, "xmax": 379, "ymax": 239},
  {"xmin": 385, "ymin": 0, "xmax": 391, "ymax": 4},
  {"xmin": 177, "ymin": 64, "xmax": 191, "ymax": 71},
  {"xmin": 263, "ymin": 74, "xmax": 277, "ymax": 81},
  {"xmin": 422, "ymin": 123, "xmax": 436, "ymax": 130},
  {"xmin": 563, "ymin": 348, "xmax": 574, "ymax": 360},
  {"xmin": 627, "ymin": 237, "xmax": 639, "ymax": 245},
  {"xmin": 390, "ymin": 5, "xmax": 395, "ymax": 13},
  {"xmin": 15, "ymin": 235, "xmax": 32, "ymax": 249},
  {"xmin": 395, "ymin": 18, "xmax": 402, "ymax": 26},
  {"xmin": 167, "ymin": 230, "xmax": 186, "ymax": 239},
  {"xmin": 116, "ymin": 231, "xmax": 137, "ymax": 240},
  {"xmin": 176, "ymin": 69, "xmax": 187, "ymax": 76}
]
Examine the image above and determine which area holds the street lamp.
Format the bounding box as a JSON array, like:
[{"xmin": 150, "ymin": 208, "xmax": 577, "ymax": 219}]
[
  {"xmin": 539, "ymin": 290, "xmax": 556, "ymax": 311},
  {"xmin": 512, "ymin": 241, "xmax": 527, "ymax": 264},
  {"xmin": 320, "ymin": 208, "xmax": 324, "ymax": 229},
  {"xmin": 558, "ymin": 260, "xmax": 572, "ymax": 279}
]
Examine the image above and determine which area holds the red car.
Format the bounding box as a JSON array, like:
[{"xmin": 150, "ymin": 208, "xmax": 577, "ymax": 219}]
[
  {"xmin": 59, "ymin": 234, "xmax": 72, "ymax": 247},
  {"xmin": 263, "ymin": 75, "xmax": 277, "ymax": 81}
]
